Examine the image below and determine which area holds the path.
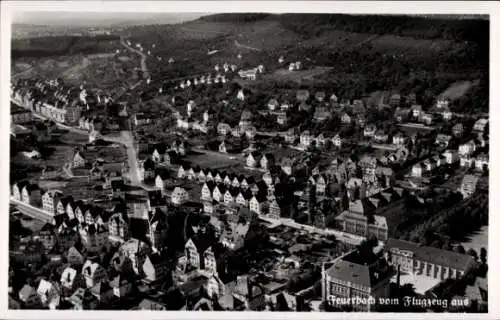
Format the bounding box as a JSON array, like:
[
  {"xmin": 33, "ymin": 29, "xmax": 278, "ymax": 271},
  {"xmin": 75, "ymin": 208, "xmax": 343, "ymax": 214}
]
[
  {"xmin": 234, "ymin": 40, "xmax": 262, "ymax": 52},
  {"xmin": 120, "ymin": 37, "xmax": 149, "ymax": 79},
  {"xmin": 30, "ymin": 109, "xmax": 141, "ymax": 187},
  {"xmin": 10, "ymin": 198, "xmax": 54, "ymax": 223}
]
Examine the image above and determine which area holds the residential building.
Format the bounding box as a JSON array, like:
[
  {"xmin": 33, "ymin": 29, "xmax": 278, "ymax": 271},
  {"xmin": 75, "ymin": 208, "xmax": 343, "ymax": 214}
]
[
  {"xmin": 475, "ymin": 154, "xmax": 489, "ymax": 171},
  {"xmin": 412, "ymin": 164, "xmax": 423, "ymax": 178},
  {"xmin": 249, "ymin": 193, "xmax": 268, "ymax": 215},
  {"xmin": 221, "ymin": 220, "xmax": 250, "ymax": 251},
  {"xmin": 109, "ymin": 275, "xmax": 133, "ymax": 298},
  {"xmin": 300, "ymin": 130, "xmax": 312, "ymax": 148},
  {"xmin": 82, "ymin": 260, "xmax": 108, "ymax": 288},
  {"xmin": 171, "ymin": 187, "xmax": 189, "ymax": 205},
  {"xmin": 18, "ymin": 285, "xmax": 40, "ymax": 308},
  {"xmin": 459, "ymin": 140, "xmax": 476, "ymax": 156},
  {"xmin": 79, "ymin": 224, "xmax": 109, "ymax": 253},
  {"xmin": 143, "ymin": 252, "xmax": 168, "ymax": 282}
]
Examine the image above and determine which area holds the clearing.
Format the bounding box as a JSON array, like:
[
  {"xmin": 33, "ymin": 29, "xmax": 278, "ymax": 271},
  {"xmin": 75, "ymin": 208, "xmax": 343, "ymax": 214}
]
[
  {"xmin": 439, "ymin": 80, "xmax": 474, "ymax": 101},
  {"xmin": 267, "ymin": 67, "xmax": 333, "ymax": 83}
]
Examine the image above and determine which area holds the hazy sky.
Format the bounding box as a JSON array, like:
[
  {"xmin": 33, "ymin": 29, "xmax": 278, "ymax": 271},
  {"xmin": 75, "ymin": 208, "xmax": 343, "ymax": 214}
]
[{"xmin": 13, "ymin": 12, "xmax": 206, "ymax": 26}]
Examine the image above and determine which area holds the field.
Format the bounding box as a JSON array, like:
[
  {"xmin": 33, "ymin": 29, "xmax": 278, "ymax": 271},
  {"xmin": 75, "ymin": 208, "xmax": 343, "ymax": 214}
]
[
  {"xmin": 182, "ymin": 150, "xmax": 241, "ymax": 169},
  {"xmin": 439, "ymin": 80, "xmax": 474, "ymax": 101},
  {"xmin": 267, "ymin": 67, "xmax": 334, "ymax": 83}
]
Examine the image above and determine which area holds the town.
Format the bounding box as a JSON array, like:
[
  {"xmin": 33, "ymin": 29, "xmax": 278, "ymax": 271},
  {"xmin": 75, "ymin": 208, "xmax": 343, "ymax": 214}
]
[{"xmin": 8, "ymin": 13, "xmax": 489, "ymax": 312}]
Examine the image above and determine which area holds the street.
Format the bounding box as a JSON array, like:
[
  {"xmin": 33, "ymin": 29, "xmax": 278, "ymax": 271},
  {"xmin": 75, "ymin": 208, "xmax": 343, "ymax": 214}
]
[{"xmin": 10, "ymin": 198, "xmax": 54, "ymax": 223}]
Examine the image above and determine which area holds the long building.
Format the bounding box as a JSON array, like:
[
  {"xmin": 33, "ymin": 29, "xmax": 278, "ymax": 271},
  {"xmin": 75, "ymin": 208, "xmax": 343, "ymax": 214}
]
[{"xmin": 385, "ymin": 238, "xmax": 475, "ymax": 280}]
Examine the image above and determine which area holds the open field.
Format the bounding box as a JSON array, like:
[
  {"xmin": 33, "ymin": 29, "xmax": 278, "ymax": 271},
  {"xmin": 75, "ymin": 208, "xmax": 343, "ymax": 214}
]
[
  {"xmin": 439, "ymin": 80, "xmax": 474, "ymax": 101},
  {"xmin": 182, "ymin": 150, "xmax": 241, "ymax": 169},
  {"xmin": 268, "ymin": 67, "xmax": 334, "ymax": 83}
]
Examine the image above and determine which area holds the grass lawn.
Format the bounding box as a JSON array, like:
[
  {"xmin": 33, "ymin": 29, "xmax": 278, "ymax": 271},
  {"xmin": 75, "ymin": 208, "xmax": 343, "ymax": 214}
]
[{"xmin": 182, "ymin": 151, "xmax": 241, "ymax": 169}]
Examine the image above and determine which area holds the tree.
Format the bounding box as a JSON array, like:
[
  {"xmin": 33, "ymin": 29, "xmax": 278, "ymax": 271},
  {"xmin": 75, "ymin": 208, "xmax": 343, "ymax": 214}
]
[
  {"xmin": 454, "ymin": 244, "xmax": 466, "ymax": 254},
  {"xmin": 480, "ymin": 247, "xmax": 487, "ymax": 264},
  {"xmin": 467, "ymin": 248, "xmax": 478, "ymax": 261}
]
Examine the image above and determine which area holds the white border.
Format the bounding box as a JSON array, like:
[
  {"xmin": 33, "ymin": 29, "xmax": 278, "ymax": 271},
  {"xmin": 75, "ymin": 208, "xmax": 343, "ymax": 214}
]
[{"xmin": 1, "ymin": 1, "xmax": 499, "ymax": 319}]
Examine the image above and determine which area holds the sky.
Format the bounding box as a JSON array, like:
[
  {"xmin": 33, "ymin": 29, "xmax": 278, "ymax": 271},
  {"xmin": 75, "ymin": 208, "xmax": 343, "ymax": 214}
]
[{"xmin": 12, "ymin": 12, "xmax": 206, "ymax": 27}]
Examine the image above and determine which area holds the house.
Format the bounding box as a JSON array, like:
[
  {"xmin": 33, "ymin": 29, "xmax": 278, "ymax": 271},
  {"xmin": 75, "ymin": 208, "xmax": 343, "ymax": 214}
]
[
  {"xmin": 392, "ymin": 132, "xmax": 406, "ymax": 145},
  {"xmin": 82, "ymin": 260, "xmax": 108, "ymax": 288},
  {"xmin": 268, "ymin": 199, "xmax": 281, "ymax": 220},
  {"xmin": 475, "ymin": 154, "xmax": 489, "ymax": 171},
  {"xmin": 260, "ymin": 153, "xmax": 274, "ymax": 171},
  {"xmin": 119, "ymin": 239, "xmax": 152, "ymax": 275},
  {"xmin": 412, "ymin": 163, "xmax": 423, "ymax": 178},
  {"xmin": 394, "ymin": 108, "xmax": 409, "ymax": 122},
  {"xmin": 435, "ymin": 134, "xmax": 452, "ymax": 148},
  {"xmin": 460, "ymin": 155, "xmax": 474, "ymax": 168},
  {"xmin": 473, "ymin": 118, "xmax": 488, "ymax": 133},
  {"xmin": 38, "ymin": 223, "xmax": 58, "ymax": 251},
  {"xmin": 281, "ymin": 157, "xmax": 293, "ymax": 176},
  {"xmin": 134, "ymin": 113, "xmax": 151, "ymax": 126},
  {"xmin": 460, "ymin": 174, "xmax": 480, "ymax": 198},
  {"xmin": 108, "ymin": 212, "xmax": 129, "ymax": 242},
  {"xmin": 249, "ymin": 193, "xmax": 268, "ymax": 215},
  {"xmin": 452, "ymin": 123, "xmax": 464, "ymax": 137},
  {"xmin": 322, "ymin": 251, "xmax": 394, "ymax": 312},
  {"xmin": 236, "ymin": 189, "xmax": 253, "ymax": 207},
  {"xmin": 67, "ymin": 245, "xmax": 85, "ymax": 266},
  {"xmin": 411, "ymin": 104, "xmax": 423, "ymax": 118},
  {"xmin": 185, "ymin": 238, "xmax": 201, "ymax": 270},
  {"xmin": 314, "ymin": 175, "xmax": 327, "ymax": 195},
  {"xmin": 79, "ymin": 224, "xmax": 109, "ymax": 253},
  {"xmin": 268, "ymin": 98, "xmax": 279, "ymax": 111},
  {"xmin": 386, "ymin": 238, "xmax": 474, "ymax": 280},
  {"xmin": 364, "ymin": 124, "xmax": 377, "ymax": 138},
  {"xmin": 296, "ymin": 90, "xmax": 310, "ymax": 102},
  {"xmin": 143, "ymin": 252, "xmax": 168, "ymax": 282},
  {"xmin": 35, "ymin": 280, "xmax": 59, "ymax": 309},
  {"xmin": 443, "ymin": 150, "xmax": 459, "ymax": 164},
  {"xmin": 459, "ymin": 140, "xmax": 476, "ymax": 156},
  {"xmin": 68, "ymin": 288, "xmax": 99, "ymax": 310},
  {"xmin": 224, "ymin": 188, "xmax": 240, "ymax": 205},
  {"xmin": 419, "ymin": 112, "xmax": 433, "ymax": 125},
  {"xmin": 331, "ymin": 133, "xmax": 342, "ymax": 148},
  {"xmin": 60, "ymin": 267, "xmax": 86, "ymax": 295},
  {"xmin": 109, "ymin": 275, "xmax": 133, "ymax": 298},
  {"xmin": 284, "ymin": 128, "xmax": 297, "ymax": 144},
  {"xmin": 18, "ymin": 284, "xmax": 40, "ymax": 308},
  {"xmin": 276, "ymin": 112, "xmax": 288, "ymax": 125},
  {"xmin": 221, "ymin": 220, "xmax": 250, "ymax": 251},
  {"xmin": 72, "ymin": 149, "xmax": 87, "ymax": 168},
  {"xmin": 300, "ymin": 130, "xmax": 312, "ymax": 148},
  {"xmin": 136, "ymin": 298, "xmax": 167, "ymax": 310},
  {"xmin": 341, "ymin": 113, "xmax": 352, "ymax": 124},
  {"xmin": 374, "ymin": 130, "xmax": 389, "ymax": 143},
  {"xmin": 171, "ymin": 187, "xmax": 189, "ymax": 205},
  {"xmin": 21, "ymin": 183, "xmax": 41, "ymax": 206},
  {"xmin": 246, "ymin": 151, "xmax": 261, "ymax": 168},
  {"xmin": 219, "ymin": 140, "xmax": 228, "ymax": 153},
  {"xmin": 423, "ymin": 158, "xmax": 437, "ymax": 172},
  {"xmin": 42, "ymin": 190, "xmax": 63, "ymax": 215},
  {"xmin": 217, "ymin": 123, "xmax": 231, "ymax": 136},
  {"xmin": 90, "ymin": 281, "xmax": 114, "ymax": 304}
]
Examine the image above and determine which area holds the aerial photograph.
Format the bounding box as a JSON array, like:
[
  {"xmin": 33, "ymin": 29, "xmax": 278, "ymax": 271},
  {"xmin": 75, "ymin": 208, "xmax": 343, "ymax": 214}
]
[{"xmin": 7, "ymin": 9, "xmax": 489, "ymax": 313}]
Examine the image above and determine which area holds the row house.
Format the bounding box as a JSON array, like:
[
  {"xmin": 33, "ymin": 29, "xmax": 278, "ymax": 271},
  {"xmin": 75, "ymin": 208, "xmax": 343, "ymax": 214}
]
[
  {"xmin": 42, "ymin": 190, "xmax": 64, "ymax": 215},
  {"xmin": 11, "ymin": 182, "xmax": 41, "ymax": 206},
  {"xmin": 183, "ymin": 239, "xmax": 218, "ymax": 275},
  {"xmin": 108, "ymin": 212, "xmax": 129, "ymax": 243},
  {"xmin": 309, "ymin": 174, "xmax": 327, "ymax": 195},
  {"xmin": 392, "ymin": 132, "xmax": 407, "ymax": 146},
  {"xmin": 79, "ymin": 224, "xmax": 109, "ymax": 253},
  {"xmin": 249, "ymin": 192, "xmax": 268, "ymax": 215}
]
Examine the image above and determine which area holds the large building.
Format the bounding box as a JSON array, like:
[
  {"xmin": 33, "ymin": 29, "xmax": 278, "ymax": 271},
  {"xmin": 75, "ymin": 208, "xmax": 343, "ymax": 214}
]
[
  {"xmin": 385, "ymin": 238, "xmax": 475, "ymax": 280},
  {"xmin": 322, "ymin": 249, "xmax": 394, "ymax": 312},
  {"xmin": 335, "ymin": 200, "xmax": 388, "ymax": 241}
]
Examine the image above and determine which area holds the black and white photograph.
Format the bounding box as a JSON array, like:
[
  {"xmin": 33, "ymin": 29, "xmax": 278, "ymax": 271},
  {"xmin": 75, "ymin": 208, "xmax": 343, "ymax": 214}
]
[{"xmin": 1, "ymin": 1, "xmax": 497, "ymax": 317}]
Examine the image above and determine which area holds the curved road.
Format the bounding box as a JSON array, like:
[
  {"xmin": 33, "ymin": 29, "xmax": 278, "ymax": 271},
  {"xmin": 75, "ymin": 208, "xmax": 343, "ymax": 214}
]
[{"xmin": 120, "ymin": 37, "xmax": 149, "ymax": 79}]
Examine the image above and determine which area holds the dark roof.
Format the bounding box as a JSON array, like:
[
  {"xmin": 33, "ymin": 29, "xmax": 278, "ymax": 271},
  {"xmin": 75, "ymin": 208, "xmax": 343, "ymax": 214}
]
[
  {"xmin": 146, "ymin": 252, "xmax": 165, "ymax": 266},
  {"xmin": 386, "ymin": 238, "xmax": 475, "ymax": 270},
  {"xmin": 254, "ymin": 192, "xmax": 268, "ymax": 203}
]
